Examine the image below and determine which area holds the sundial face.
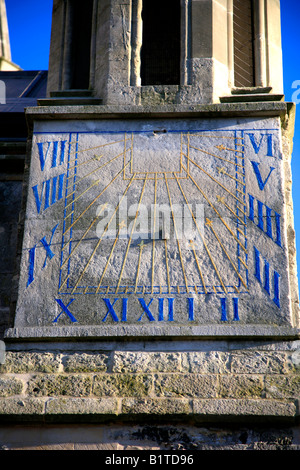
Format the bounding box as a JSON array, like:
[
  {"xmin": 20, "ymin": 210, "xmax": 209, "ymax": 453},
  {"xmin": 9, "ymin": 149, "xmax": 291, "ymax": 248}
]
[{"xmin": 12, "ymin": 117, "xmax": 295, "ymax": 337}]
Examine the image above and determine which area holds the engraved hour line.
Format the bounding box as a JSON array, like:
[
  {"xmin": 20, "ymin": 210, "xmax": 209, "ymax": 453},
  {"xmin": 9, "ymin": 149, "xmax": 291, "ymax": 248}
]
[
  {"xmin": 60, "ymin": 203, "xmax": 107, "ymax": 276},
  {"xmin": 217, "ymin": 167, "xmax": 246, "ymax": 185},
  {"xmin": 65, "ymin": 149, "xmax": 130, "ymax": 203},
  {"xmin": 181, "ymin": 165, "xmax": 247, "ymax": 254},
  {"xmin": 164, "ymin": 239, "xmax": 171, "ymax": 294},
  {"xmin": 205, "ymin": 218, "xmax": 248, "ymax": 291},
  {"xmin": 215, "ymin": 145, "xmax": 244, "ymax": 154},
  {"xmin": 187, "ymin": 158, "xmax": 245, "ymax": 206},
  {"xmin": 66, "ymin": 154, "xmax": 104, "ymax": 174},
  {"xmin": 95, "ymin": 221, "xmax": 127, "ymax": 293},
  {"xmin": 60, "ymin": 173, "xmax": 136, "ymax": 292},
  {"xmin": 216, "ymin": 196, "xmax": 246, "ymax": 227},
  {"xmin": 63, "ymin": 163, "xmax": 130, "ymax": 236},
  {"xmin": 134, "ymin": 240, "xmax": 145, "ymax": 293},
  {"xmin": 68, "ymin": 138, "xmax": 130, "ymax": 162},
  {"xmin": 151, "ymin": 173, "xmax": 158, "ymax": 294},
  {"xmin": 60, "ymin": 174, "xmax": 136, "ymax": 269},
  {"xmin": 173, "ymin": 173, "xmax": 227, "ymax": 294},
  {"xmin": 116, "ymin": 175, "xmax": 149, "ymax": 293},
  {"xmin": 164, "ymin": 173, "xmax": 189, "ymax": 293},
  {"xmin": 189, "ymin": 145, "xmax": 244, "ymax": 168},
  {"xmin": 189, "ymin": 239, "xmax": 208, "ymax": 294},
  {"xmin": 187, "ymin": 134, "xmax": 243, "ymax": 140}
]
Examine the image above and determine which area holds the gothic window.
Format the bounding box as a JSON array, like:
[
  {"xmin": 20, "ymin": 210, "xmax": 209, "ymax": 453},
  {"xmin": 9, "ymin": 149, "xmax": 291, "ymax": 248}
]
[
  {"xmin": 140, "ymin": 0, "xmax": 181, "ymax": 86},
  {"xmin": 233, "ymin": 0, "xmax": 255, "ymax": 87},
  {"xmin": 69, "ymin": 0, "xmax": 93, "ymax": 89}
]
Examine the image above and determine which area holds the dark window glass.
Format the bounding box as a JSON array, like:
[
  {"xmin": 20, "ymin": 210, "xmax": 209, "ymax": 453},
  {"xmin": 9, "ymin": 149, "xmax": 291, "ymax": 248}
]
[
  {"xmin": 233, "ymin": 0, "xmax": 255, "ymax": 87},
  {"xmin": 141, "ymin": 0, "xmax": 181, "ymax": 86},
  {"xmin": 70, "ymin": 0, "xmax": 93, "ymax": 89}
]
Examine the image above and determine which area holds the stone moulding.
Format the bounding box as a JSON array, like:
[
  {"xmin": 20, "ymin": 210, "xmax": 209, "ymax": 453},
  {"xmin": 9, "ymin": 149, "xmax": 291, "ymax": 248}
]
[{"xmin": 4, "ymin": 325, "xmax": 300, "ymax": 342}]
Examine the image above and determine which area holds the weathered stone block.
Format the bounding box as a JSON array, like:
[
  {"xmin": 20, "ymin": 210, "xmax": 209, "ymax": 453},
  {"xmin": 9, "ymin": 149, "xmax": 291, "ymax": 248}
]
[
  {"xmin": 27, "ymin": 374, "xmax": 92, "ymax": 397},
  {"xmin": 121, "ymin": 398, "xmax": 191, "ymax": 415},
  {"xmin": 93, "ymin": 374, "xmax": 152, "ymax": 397},
  {"xmin": 0, "ymin": 377, "xmax": 23, "ymax": 396},
  {"xmin": 0, "ymin": 352, "xmax": 60, "ymax": 373},
  {"xmin": 112, "ymin": 352, "xmax": 181, "ymax": 373},
  {"xmin": 265, "ymin": 375, "xmax": 300, "ymax": 399},
  {"xmin": 192, "ymin": 399, "xmax": 297, "ymax": 418},
  {"xmin": 154, "ymin": 374, "xmax": 218, "ymax": 398},
  {"xmin": 230, "ymin": 351, "xmax": 291, "ymax": 374},
  {"xmin": 181, "ymin": 351, "xmax": 230, "ymax": 374},
  {"xmin": 45, "ymin": 397, "xmax": 119, "ymax": 415},
  {"xmin": 0, "ymin": 397, "xmax": 45, "ymax": 415},
  {"xmin": 219, "ymin": 375, "xmax": 264, "ymax": 398},
  {"xmin": 62, "ymin": 352, "xmax": 109, "ymax": 372}
]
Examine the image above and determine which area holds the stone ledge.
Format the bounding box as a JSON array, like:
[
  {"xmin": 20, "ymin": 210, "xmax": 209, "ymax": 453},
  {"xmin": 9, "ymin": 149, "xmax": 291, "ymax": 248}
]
[
  {"xmin": 25, "ymin": 101, "xmax": 290, "ymax": 128},
  {"xmin": 0, "ymin": 397, "xmax": 298, "ymax": 424},
  {"xmin": 4, "ymin": 325, "xmax": 300, "ymax": 342}
]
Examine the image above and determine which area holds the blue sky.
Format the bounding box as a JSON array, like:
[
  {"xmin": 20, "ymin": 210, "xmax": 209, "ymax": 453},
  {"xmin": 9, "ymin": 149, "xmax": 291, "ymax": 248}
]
[{"xmin": 5, "ymin": 0, "xmax": 300, "ymax": 295}]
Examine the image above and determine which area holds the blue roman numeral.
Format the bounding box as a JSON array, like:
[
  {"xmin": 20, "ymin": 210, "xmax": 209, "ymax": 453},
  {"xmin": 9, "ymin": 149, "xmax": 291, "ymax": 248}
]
[
  {"xmin": 37, "ymin": 140, "xmax": 67, "ymax": 172},
  {"xmin": 220, "ymin": 297, "xmax": 240, "ymax": 321},
  {"xmin": 254, "ymin": 247, "xmax": 280, "ymax": 307},
  {"xmin": 32, "ymin": 173, "xmax": 65, "ymax": 214},
  {"xmin": 248, "ymin": 194, "xmax": 282, "ymax": 247}
]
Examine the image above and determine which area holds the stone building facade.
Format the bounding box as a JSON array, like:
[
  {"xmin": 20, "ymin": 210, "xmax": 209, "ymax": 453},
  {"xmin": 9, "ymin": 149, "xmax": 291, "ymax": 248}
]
[{"xmin": 0, "ymin": 0, "xmax": 299, "ymax": 450}]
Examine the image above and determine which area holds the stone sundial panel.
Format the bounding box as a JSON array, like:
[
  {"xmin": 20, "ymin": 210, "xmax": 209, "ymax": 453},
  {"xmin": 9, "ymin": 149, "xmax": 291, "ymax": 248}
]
[{"xmin": 12, "ymin": 117, "xmax": 294, "ymax": 336}]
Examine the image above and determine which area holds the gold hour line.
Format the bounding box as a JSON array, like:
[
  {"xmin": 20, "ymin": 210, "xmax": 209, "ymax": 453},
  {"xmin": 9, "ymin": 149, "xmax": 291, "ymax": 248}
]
[
  {"xmin": 65, "ymin": 153, "xmax": 129, "ymax": 209},
  {"xmin": 189, "ymin": 146, "xmax": 243, "ymax": 168},
  {"xmin": 68, "ymin": 138, "xmax": 130, "ymax": 161},
  {"xmin": 69, "ymin": 218, "xmax": 127, "ymax": 294},
  {"xmin": 236, "ymin": 187, "xmax": 245, "ymax": 197},
  {"xmin": 185, "ymin": 159, "xmax": 245, "ymax": 206},
  {"xmin": 236, "ymin": 205, "xmax": 247, "ymax": 216},
  {"xmin": 182, "ymin": 166, "xmax": 247, "ymax": 253},
  {"xmin": 60, "ymin": 206, "xmax": 107, "ymax": 277},
  {"xmin": 151, "ymin": 173, "xmax": 158, "ymax": 294},
  {"xmin": 63, "ymin": 209, "xmax": 75, "ymax": 223},
  {"xmin": 238, "ymin": 256, "xmax": 248, "ymax": 269},
  {"xmin": 63, "ymin": 162, "xmax": 130, "ymax": 236},
  {"xmin": 189, "ymin": 240, "xmax": 208, "ymax": 294},
  {"xmin": 164, "ymin": 239, "xmax": 171, "ymax": 294},
  {"xmin": 235, "ymin": 169, "xmax": 246, "ymax": 177},
  {"xmin": 174, "ymin": 173, "xmax": 227, "ymax": 294},
  {"xmin": 134, "ymin": 241, "xmax": 144, "ymax": 293},
  {"xmin": 61, "ymin": 173, "xmax": 136, "ymax": 269},
  {"xmin": 218, "ymin": 200, "xmax": 246, "ymax": 226},
  {"xmin": 237, "ymin": 227, "xmax": 247, "ymax": 238},
  {"xmin": 187, "ymin": 134, "xmax": 243, "ymax": 140},
  {"xmin": 95, "ymin": 222, "xmax": 126, "ymax": 293},
  {"xmin": 70, "ymin": 237, "xmax": 103, "ymax": 294},
  {"xmin": 116, "ymin": 176, "xmax": 148, "ymax": 293},
  {"xmin": 61, "ymin": 177, "xmax": 136, "ymax": 292},
  {"xmin": 187, "ymin": 132, "xmax": 190, "ymax": 174},
  {"xmin": 164, "ymin": 174, "xmax": 189, "ymax": 293},
  {"xmin": 236, "ymin": 156, "xmax": 245, "ymax": 160},
  {"xmin": 217, "ymin": 167, "xmax": 246, "ymax": 186},
  {"xmin": 216, "ymin": 145, "xmax": 244, "ymax": 154},
  {"xmin": 130, "ymin": 132, "xmax": 133, "ymax": 175},
  {"xmin": 206, "ymin": 219, "xmax": 248, "ymax": 291},
  {"xmin": 66, "ymin": 149, "xmax": 129, "ymax": 201},
  {"xmin": 180, "ymin": 133, "xmax": 183, "ymax": 170},
  {"xmin": 66, "ymin": 154, "xmax": 104, "ymax": 175}
]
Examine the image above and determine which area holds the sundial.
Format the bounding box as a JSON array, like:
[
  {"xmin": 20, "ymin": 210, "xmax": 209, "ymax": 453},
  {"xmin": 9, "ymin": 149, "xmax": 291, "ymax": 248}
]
[{"xmin": 9, "ymin": 116, "xmax": 295, "ymax": 338}]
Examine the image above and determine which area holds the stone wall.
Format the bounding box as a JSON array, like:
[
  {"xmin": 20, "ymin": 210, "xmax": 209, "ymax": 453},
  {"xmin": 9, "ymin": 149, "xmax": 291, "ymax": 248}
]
[{"xmin": 0, "ymin": 340, "xmax": 299, "ymax": 449}]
